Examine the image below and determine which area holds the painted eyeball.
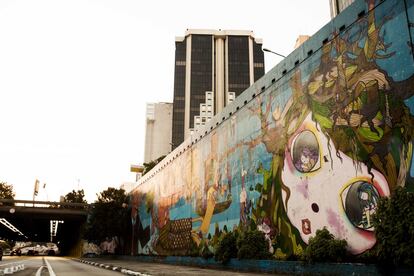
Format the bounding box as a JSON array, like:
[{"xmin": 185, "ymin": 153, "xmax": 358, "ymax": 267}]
[
  {"xmin": 291, "ymin": 130, "xmax": 320, "ymax": 173},
  {"xmin": 341, "ymin": 181, "xmax": 380, "ymax": 231}
]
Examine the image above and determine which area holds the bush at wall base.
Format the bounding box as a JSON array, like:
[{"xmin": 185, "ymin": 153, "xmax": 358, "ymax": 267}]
[
  {"xmin": 237, "ymin": 230, "xmax": 272, "ymax": 260},
  {"xmin": 302, "ymin": 227, "xmax": 348, "ymax": 263},
  {"xmin": 214, "ymin": 231, "xmax": 238, "ymax": 264},
  {"xmin": 373, "ymin": 187, "xmax": 414, "ymax": 267}
]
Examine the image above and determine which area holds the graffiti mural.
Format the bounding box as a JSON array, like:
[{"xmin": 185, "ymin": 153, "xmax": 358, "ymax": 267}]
[{"xmin": 130, "ymin": 0, "xmax": 414, "ymax": 258}]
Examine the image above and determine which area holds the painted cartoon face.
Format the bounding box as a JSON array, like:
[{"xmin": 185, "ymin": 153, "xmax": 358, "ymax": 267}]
[{"xmin": 281, "ymin": 114, "xmax": 390, "ymax": 254}]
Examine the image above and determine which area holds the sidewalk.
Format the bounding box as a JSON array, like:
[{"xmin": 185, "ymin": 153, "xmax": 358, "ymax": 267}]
[{"xmin": 77, "ymin": 257, "xmax": 274, "ymax": 276}]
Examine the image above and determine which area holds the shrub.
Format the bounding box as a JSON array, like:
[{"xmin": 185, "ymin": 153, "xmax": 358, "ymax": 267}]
[
  {"xmin": 237, "ymin": 230, "xmax": 271, "ymax": 260},
  {"xmin": 353, "ymin": 247, "xmax": 378, "ymax": 264},
  {"xmin": 214, "ymin": 231, "xmax": 238, "ymax": 264},
  {"xmin": 186, "ymin": 239, "xmax": 200, "ymax": 257},
  {"xmin": 200, "ymin": 241, "xmax": 214, "ymax": 259},
  {"xmin": 373, "ymin": 187, "xmax": 414, "ymax": 266},
  {"xmin": 302, "ymin": 227, "xmax": 347, "ymax": 263}
]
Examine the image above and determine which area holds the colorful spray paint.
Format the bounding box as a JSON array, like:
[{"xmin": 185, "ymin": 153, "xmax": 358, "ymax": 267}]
[{"xmin": 130, "ymin": 0, "xmax": 414, "ymax": 258}]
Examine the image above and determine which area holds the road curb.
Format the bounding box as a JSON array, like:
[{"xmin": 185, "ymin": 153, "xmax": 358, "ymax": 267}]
[{"xmin": 73, "ymin": 258, "xmax": 151, "ymax": 276}]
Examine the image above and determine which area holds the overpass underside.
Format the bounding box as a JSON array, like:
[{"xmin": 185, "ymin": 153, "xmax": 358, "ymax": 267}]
[{"xmin": 0, "ymin": 200, "xmax": 88, "ymax": 255}]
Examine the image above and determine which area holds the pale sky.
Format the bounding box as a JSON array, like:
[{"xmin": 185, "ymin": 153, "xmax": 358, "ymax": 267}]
[{"xmin": 0, "ymin": 0, "xmax": 330, "ymax": 202}]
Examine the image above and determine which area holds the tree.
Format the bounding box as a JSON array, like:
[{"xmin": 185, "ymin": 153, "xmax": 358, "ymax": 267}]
[
  {"xmin": 142, "ymin": 155, "xmax": 166, "ymax": 175},
  {"xmin": 97, "ymin": 187, "xmax": 127, "ymax": 204},
  {"xmin": 84, "ymin": 187, "xmax": 130, "ymax": 253},
  {"xmin": 373, "ymin": 187, "xmax": 414, "ymax": 267},
  {"xmin": 0, "ymin": 182, "xmax": 15, "ymax": 206},
  {"xmin": 64, "ymin": 189, "xmax": 87, "ymax": 204},
  {"xmin": 62, "ymin": 189, "xmax": 87, "ymax": 209}
]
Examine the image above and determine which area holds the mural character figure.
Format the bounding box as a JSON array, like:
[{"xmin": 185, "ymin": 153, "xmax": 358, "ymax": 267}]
[
  {"xmin": 297, "ymin": 147, "xmax": 317, "ymax": 172},
  {"xmin": 250, "ymin": 3, "xmax": 414, "ymax": 255},
  {"xmin": 257, "ymin": 217, "xmax": 275, "ymax": 254},
  {"xmin": 355, "ymin": 182, "xmax": 380, "ymax": 229},
  {"xmin": 239, "ymin": 169, "xmax": 248, "ymax": 224},
  {"xmin": 282, "ymin": 113, "xmax": 390, "ymax": 254}
]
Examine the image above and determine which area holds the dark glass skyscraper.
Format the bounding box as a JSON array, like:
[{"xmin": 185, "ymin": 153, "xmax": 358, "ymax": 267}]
[{"xmin": 172, "ymin": 30, "xmax": 265, "ymax": 148}]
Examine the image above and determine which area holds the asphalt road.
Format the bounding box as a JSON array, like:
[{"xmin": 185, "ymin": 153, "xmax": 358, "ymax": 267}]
[{"xmin": 0, "ymin": 256, "xmax": 121, "ymax": 276}]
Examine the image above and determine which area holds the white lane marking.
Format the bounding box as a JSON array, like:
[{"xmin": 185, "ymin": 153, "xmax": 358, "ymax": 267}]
[
  {"xmin": 0, "ymin": 261, "xmax": 25, "ymax": 267},
  {"xmin": 121, "ymin": 268, "xmax": 152, "ymax": 276},
  {"xmin": 35, "ymin": 266, "xmax": 45, "ymax": 276},
  {"xmin": 44, "ymin": 258, "xmax": 56, "ymax": 276},
  {"xmin": 1, "ymin": 262, "xmax": 26, "ymax": 275}
]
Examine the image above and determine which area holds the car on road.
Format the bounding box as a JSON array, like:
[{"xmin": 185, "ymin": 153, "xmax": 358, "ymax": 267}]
[{"xmin": 10, "ymin": 248, "xmax": 21, "ymax": 256}]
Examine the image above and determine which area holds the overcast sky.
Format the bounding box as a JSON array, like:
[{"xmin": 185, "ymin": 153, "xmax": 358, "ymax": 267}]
[{"xmin": 0, "ymin": 0, "xmax": 330, "ymax": 202}]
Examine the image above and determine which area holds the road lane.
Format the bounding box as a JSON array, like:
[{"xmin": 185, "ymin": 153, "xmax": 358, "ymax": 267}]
[
  {"xmin": 0, "ymin": 256, "xmax": 42, "ymax": 276},
  {"xmin": 2, "ymin": 256, "xmax": 122, "ymax": 275},
  {"xmin": 46, "ymin": 257, "xmax": 121, "ymax": 276}
]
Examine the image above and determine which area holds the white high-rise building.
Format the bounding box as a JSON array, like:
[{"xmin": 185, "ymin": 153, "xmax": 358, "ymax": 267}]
[{"xmin": 144, "ymin": 102, "xmax": 173, "ymax": 163}]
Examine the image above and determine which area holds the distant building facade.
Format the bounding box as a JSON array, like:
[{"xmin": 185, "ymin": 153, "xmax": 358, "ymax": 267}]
[
  {"xmin": 329, "ymin": 0, "xmax": 355, "ymax": 17},
  {"xmin": 171, "ymin": 29, "xmax": 265, "ymax": 148},
  {"xmin": 144, "ymin": 102, "xmax": 173, "ymax": 163}
]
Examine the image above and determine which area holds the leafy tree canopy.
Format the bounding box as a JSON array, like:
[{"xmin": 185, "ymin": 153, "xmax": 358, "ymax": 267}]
[
  {"xmin": 97, "ymin": 187, "xmax": 127, "ymax": 204},
  {"xmin": 64, "ymin": 189, "xmax": 87, "ymax": 204},
  {"xmin": 0, "ymin": 182, "xmax": 15, "ymax": 206},
  {"xmin": 84, "ymin": 187, "xmax": 130, "ymax": 244},
  {"xmin": 373, "ymin": 187, "xmax": 414, "ymax": 267}
]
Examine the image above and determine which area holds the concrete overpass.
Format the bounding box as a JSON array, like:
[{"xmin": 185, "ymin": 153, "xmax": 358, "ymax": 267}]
[{"xmin": 0, "ymin": 199, "xmax": 90, "ymax": 255}]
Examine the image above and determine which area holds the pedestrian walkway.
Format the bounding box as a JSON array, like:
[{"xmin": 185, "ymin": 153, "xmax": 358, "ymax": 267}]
[{"xmin": 78, "ymin": 257, "xmax": 275, "ymax": 275}]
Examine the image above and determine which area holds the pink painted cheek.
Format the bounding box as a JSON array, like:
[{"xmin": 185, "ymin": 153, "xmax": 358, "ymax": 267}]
[
  {"xmin": 296, "ymin": 179, "xmax": 309, "ymax": 199},
  {"xmin": 350, "ymin": 229, "xmax": 376, "ymax": 254},
  {"xmin": 327, "ymin": 208, "xmax": 346, "ymax": 237}
]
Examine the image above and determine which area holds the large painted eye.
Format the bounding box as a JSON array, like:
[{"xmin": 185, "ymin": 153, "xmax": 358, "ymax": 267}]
[
  {"xmin": 342, "ymin": 181, "xmax": 380, "ymax": 231},
  {"xmin": 291, "ymin": 130, "xmax": 320, "ymax": 173}
]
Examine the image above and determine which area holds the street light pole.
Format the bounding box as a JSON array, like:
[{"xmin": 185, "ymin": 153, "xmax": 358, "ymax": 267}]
[{"xmin": 263, "ymin": 48, "xmax": 286, "ymax": 58}]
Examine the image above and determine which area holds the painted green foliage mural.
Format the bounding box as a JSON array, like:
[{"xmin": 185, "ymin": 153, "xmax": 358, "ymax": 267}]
[{"xmin": 130, "ymin": 0, "xmax": 414, "ymax": 258}]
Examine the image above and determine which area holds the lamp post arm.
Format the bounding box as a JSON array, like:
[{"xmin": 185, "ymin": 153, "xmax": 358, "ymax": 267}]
[{"xmin": 263, "ymin": 48, "xmax": 286, "ymax": 58}]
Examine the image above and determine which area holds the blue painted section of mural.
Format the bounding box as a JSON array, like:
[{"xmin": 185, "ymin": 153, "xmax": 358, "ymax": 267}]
[
  {"xmin": 130, "ymin": 0, "xmax": 414, "ymax": 257},
  {"xmin": 115, "ymin": 255, "xmax": 414, "ymax": 276}
]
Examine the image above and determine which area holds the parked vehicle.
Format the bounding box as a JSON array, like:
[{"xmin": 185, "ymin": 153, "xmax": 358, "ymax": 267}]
[
  {"xmin": 11, "ymin": 242, "xmax": 59, "ymax": 256},
  {"xmin": 11, "ymin": 248, "xmax": 21, "ymax": 256}
]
